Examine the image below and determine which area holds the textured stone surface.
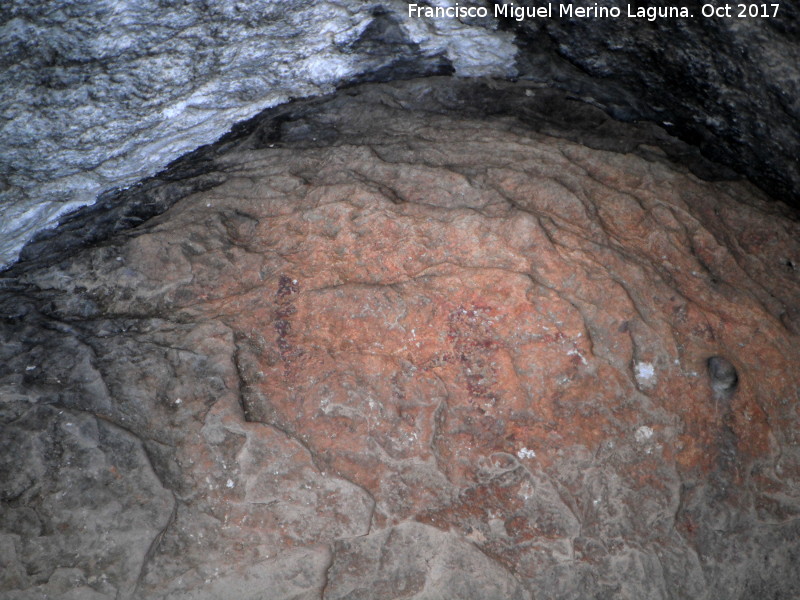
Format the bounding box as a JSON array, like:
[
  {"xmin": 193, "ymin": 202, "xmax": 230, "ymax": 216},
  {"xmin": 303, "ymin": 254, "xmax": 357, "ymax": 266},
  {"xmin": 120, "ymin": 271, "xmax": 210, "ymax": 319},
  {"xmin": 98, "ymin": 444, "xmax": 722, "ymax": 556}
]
[
  {"xmin": 325, "ymin": 522, "xmax": 532, "ymax": 599},
  {"xmin": 1, "ymin": 79, "xmax": 799, "ymax": 599},
  {"xmin": 3, "ymin": 1, "xmax": 799, "ymax": 270},
  {"xmin": 503, "ymin": 0, "xmax": 800, "ymax": 207},
  {"xmin": 0, "ymin": 404, "xmax": 174, "ymax": 599},
  {"xmin": 0, "ymin": 0, "xmax": 512, "ymax": 267}
]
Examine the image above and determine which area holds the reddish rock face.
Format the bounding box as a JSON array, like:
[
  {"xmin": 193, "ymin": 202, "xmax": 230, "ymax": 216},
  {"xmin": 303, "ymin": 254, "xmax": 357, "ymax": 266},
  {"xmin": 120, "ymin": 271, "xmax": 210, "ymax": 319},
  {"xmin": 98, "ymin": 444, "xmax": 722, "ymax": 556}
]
[{"xmin": 1, "ymin": 80, "xmax": 799, "ymax": 599}]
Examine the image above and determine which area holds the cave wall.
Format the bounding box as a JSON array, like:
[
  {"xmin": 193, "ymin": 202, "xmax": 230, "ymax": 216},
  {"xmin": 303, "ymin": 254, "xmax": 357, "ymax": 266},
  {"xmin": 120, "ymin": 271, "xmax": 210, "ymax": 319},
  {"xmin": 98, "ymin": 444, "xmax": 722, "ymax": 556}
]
[
  {"xmin": 2, "ymin": 0, "xmax": 799, "ymax": 269},
  {"xmin": 2, "ymin": 2, "xmax": 800, "ymax": 599}
]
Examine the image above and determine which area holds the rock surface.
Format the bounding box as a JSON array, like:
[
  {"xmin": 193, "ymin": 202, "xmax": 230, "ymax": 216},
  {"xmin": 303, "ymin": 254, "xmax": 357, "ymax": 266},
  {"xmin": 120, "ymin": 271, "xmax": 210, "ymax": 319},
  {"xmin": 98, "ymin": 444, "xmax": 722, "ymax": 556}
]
[
  {"xmin": 3, "ymin": 1, "xmax": 799, "ymax": 268},
  {"xmin": 503, "ymin": 0, "xmax": 800, "ymax": 206},
  {"xmin": 1, "ymin": 78, "xmax": 800, "ymax": 599},
  {"xmin": 0, "ymin": 0, "xmax": 513, "ymax": 268}
]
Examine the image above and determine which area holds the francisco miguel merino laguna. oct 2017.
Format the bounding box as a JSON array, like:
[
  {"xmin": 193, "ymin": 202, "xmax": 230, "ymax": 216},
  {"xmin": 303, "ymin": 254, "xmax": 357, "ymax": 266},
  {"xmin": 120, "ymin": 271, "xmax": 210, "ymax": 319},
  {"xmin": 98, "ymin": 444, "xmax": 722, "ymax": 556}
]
[{"xmin": 407, "ymin": 2, "xmax": 781, "ymax": 21}]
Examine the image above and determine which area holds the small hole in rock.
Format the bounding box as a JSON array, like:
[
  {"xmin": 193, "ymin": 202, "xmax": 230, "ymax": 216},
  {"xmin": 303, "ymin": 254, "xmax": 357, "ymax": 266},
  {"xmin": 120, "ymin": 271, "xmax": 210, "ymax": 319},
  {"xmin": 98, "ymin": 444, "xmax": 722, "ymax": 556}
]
[{"xmin": 707, "ymin": 356, "xmax": 738, "ymax": 397}]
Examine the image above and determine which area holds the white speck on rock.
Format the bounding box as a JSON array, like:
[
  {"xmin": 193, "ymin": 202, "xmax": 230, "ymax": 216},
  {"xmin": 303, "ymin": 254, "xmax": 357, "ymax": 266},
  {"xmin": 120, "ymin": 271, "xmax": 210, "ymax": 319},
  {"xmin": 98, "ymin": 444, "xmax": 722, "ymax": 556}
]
[
  {"xmin": 634, "ymin": 361, "xmax": 656, "ymax": 387},
  {"xmin": 226, "ymin": 479, "xmax": 235, "ymax": 488},
  {"xmin": 635, "ymin": 425, "xmax": 654, "ymax": 443},
  {"xmin": 517, "ymin": 447, "xmax": 536, "ymax": 459}
]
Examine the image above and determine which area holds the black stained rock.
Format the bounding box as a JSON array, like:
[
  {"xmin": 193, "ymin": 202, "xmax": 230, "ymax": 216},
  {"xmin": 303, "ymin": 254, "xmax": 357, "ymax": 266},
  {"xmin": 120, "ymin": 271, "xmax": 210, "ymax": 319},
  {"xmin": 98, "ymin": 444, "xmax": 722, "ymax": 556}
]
[{"xmin": 498, "ymin": 0, "xmax": 800, "ymax": 208}]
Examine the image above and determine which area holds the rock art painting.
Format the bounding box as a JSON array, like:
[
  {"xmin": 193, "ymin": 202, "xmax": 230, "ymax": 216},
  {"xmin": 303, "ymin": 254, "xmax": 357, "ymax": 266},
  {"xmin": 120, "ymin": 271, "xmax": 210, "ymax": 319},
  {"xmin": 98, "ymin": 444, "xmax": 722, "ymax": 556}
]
[{"xmin": 1, "ymin": 79, "xmax": 799, "ymax": 599}]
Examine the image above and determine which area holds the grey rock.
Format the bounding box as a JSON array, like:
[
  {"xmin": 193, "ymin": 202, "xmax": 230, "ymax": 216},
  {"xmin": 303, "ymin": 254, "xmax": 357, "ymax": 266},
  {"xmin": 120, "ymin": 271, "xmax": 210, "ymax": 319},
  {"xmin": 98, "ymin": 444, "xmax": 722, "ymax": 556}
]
[
  {"xmin": 0, "ymin": 0, "xmax": 514, "ymax": 268},
  {"xmin": 0, "ymin": 404, "xmax": 175, "ymax": 599},
  {"xmin": 148, "ymin": 547, "xmax": 333, "ymax": 600},
  {"xmin": 324, "ymin": 521, "xmax": 531, "ymax": 600}
]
